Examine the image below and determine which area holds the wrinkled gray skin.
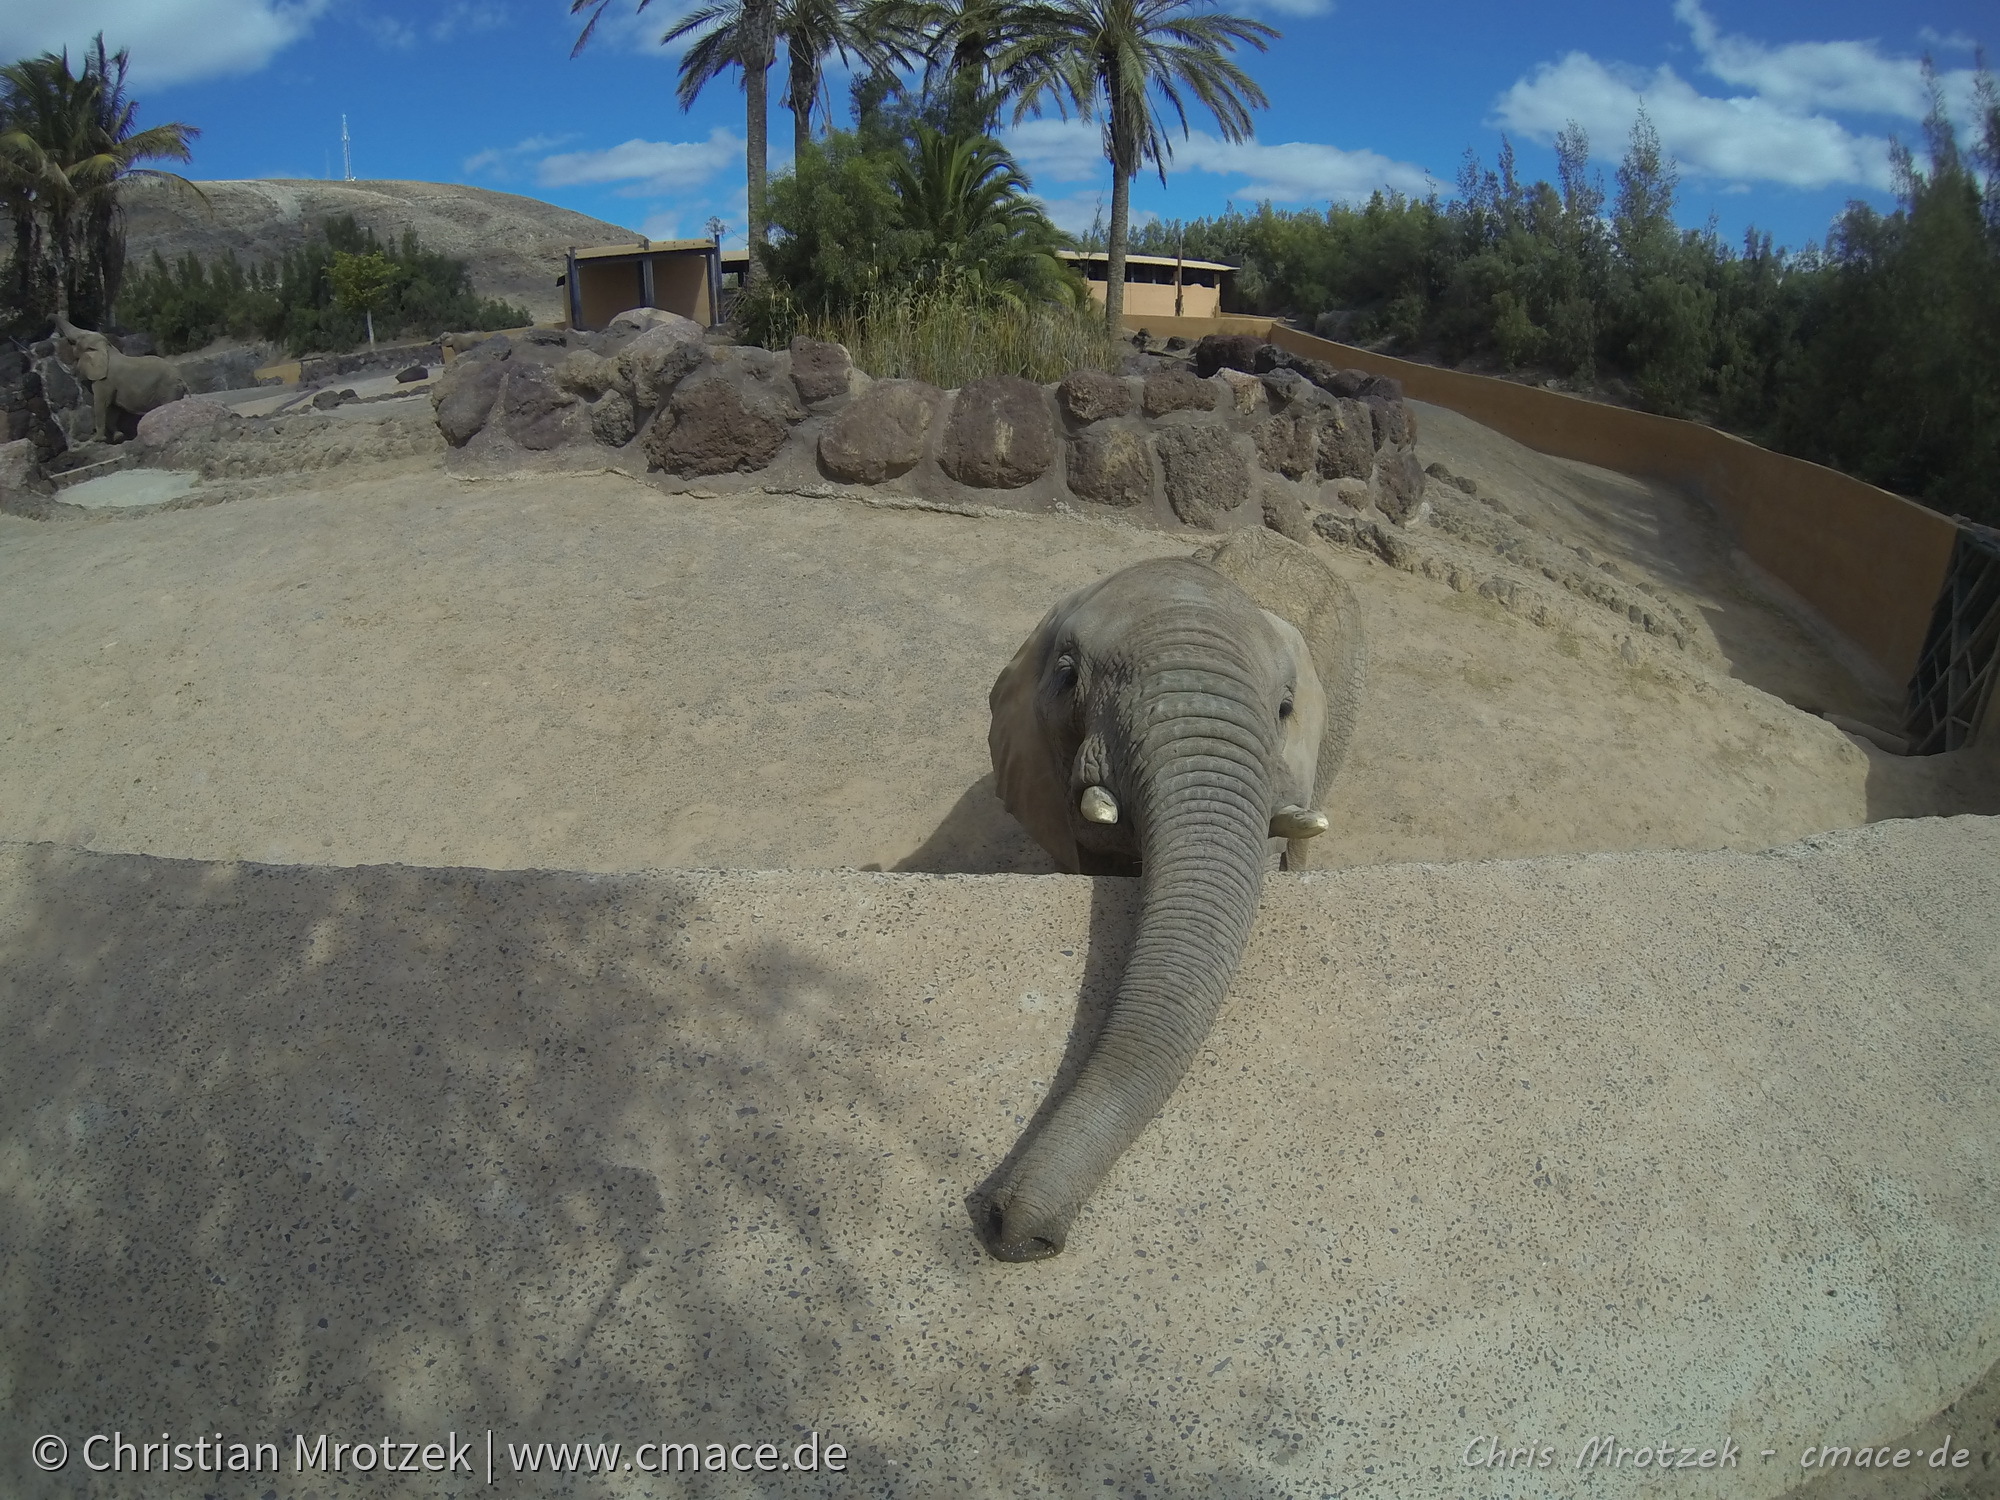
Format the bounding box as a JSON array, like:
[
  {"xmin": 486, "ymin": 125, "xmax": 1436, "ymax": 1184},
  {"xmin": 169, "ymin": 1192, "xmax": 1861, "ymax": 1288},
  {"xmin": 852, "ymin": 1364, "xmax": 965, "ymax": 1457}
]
[
  {"xmin": 55, "ymin": 314, "xmax": 189, "ymax": 442},
  {"xmin": 975, "ymin": 550, "xmax": 1355, "ymax": 1261}
]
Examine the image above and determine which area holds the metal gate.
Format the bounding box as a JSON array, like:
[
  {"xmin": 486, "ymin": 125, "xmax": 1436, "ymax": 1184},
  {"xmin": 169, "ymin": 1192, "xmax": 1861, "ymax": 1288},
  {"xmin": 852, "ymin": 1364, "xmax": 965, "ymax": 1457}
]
[{"xmin": 1904, "ymin": 522, "xmax": 2000, "ymax": 755}]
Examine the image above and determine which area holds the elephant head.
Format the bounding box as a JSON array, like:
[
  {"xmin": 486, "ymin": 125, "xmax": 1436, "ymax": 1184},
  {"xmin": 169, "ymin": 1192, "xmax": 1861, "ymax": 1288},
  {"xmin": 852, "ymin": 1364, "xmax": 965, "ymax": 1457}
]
[
  {"xmin": 973, "ymin": 534, "xmax": 1363, "ymax": 1260},
  {"xmin": 55, "ymin": 314, "xmax": 113, "ymax": 382}
]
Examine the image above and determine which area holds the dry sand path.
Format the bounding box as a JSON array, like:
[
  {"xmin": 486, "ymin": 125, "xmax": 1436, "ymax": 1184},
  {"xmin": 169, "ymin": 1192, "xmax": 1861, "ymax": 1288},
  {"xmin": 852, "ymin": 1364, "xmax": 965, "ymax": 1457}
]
[{"xmin": 1, "ymin": 425, "xmax": 1987, "ymax": 876}]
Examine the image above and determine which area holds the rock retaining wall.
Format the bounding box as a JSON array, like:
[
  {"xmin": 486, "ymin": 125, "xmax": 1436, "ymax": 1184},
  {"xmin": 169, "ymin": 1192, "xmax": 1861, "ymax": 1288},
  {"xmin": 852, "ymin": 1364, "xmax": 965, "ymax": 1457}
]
[{"xmin": 432, "ymin": 327, "xmax": 1430, "ymax": 541}]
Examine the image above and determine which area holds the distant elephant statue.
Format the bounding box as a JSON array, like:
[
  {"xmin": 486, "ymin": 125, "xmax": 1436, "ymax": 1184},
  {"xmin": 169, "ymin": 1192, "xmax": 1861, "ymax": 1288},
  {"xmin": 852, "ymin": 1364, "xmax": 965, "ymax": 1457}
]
[
  {"xmin": 972, "ymin": 528, "xmax": 1364, "ymax": 1261},
  {"xmin": 54, "ymin": 313, "xmax": 189, "ymax": 442}
]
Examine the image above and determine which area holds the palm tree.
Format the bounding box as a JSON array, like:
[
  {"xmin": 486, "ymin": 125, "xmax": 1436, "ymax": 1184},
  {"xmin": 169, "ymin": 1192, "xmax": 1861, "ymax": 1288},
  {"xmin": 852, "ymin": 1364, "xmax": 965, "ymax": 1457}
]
[
  {"xmin": 875, "ymin": 0, "xmax": 1043, "ymax": 135},
  {"xmin": 997, "ymin": 0, "xmax": 1274, "ymax": 330},
  {"xmin": 0, "ymin": 35, "xmax": 199, "ymax": 332},
  {"xmin": 573, "ymin": 0, "xmax": 777, "ymax": 274},
  {"xmin": 670, "ymin": 0, "xmax": 893, "ymax": 165},
  {"xmin": 892, "ymin": 124, "xmax": 1072, "ymax": 295}
]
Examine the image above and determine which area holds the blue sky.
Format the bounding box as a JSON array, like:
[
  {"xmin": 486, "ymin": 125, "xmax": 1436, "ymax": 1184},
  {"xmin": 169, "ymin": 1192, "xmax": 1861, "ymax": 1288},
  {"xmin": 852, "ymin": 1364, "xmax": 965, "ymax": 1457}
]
[{"xmin": 10, "ymin": 0, "xmax": 1994, "ymax": 257}]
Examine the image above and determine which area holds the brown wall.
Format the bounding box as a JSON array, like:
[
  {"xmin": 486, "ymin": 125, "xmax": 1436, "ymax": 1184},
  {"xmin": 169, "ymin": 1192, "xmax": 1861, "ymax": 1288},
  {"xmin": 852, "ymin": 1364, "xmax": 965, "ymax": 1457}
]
[
  {"xmin": 1127, "ymin": 315, "xmax": 1954, "ymax": 685},
  {"xmin": 578, "ymin": 260, "xmax": 644, "ymax": 332},
  {"xmin": 652, "ymin": 254, "xmax": 712, "ymax": 324}
]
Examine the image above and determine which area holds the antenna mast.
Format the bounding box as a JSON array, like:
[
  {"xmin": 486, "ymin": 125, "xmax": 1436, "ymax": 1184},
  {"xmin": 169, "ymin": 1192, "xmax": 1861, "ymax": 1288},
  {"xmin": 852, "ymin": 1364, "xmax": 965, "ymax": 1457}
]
[{"xmin": 341, "ymin": 115, "xmax": 354, "ymax": 182}]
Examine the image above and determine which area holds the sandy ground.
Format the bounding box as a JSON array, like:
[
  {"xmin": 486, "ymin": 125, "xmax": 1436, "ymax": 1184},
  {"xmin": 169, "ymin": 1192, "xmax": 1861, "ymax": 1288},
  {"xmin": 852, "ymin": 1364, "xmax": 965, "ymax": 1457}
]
[
  {"xmin": 0, "ymin": 415, "xmax": 1991, "ymax": 877},
  {"xmin": 3, "ymin": 824, "xmax": 1995, "ymax": 1500}
]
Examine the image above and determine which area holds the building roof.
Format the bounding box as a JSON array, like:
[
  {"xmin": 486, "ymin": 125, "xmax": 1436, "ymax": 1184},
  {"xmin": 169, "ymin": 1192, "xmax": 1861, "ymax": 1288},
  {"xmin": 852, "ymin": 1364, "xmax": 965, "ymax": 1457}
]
[
  {"xmin": 1056, "ymin": 250, "xmax": 1236, "ymax": 273},
  {"xmin": 573, "ymin": 240, "xmax": 750, "ymax": 264}
]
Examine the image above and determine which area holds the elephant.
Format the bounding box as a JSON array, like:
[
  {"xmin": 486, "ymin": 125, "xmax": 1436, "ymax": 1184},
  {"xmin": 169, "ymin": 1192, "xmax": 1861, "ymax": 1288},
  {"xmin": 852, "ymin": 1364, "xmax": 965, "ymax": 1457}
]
[
  {"xmin": 972, "ymin": 527, "xmax": 1364, "ymax": 1261},
  {"xmin": 54, "ymin": 314, "xmax": 189, "ymax": 443}
]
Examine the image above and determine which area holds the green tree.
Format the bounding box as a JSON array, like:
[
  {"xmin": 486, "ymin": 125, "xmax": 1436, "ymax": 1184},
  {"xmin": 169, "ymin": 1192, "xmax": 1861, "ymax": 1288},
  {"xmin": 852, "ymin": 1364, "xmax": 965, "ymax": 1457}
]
[
  {"xmin": 999, "ymin": 0, "xmax": 1276, "ymax": 330},
  {"xmin": 0, "ymin": 34, "xmax": 198, "ymax": 334},
  {"xmin": 328, "ymin": 249, "xmax": 398, "ymax": 346},
  {"xmin": 892, "ymin": 124, "xmax": 1072, "ymax": 295},
  {"xmin": 571, "ymin": 0, "xmax": 779, "ymax": 274}
]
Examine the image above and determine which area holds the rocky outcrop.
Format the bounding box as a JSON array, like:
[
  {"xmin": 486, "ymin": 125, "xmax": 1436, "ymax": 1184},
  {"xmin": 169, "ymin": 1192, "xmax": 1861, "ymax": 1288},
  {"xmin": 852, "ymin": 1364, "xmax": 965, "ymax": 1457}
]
[
  {"xmin": 432, "ymin": 358, "xmax": 507, "ymax": 447},
  {"xmin": 1140, "ymin": 367, "xmax": 1217, "ymax": 417},
  {"xmin": 1056, "ymin": 368, "xmax": 1133, "ymax": 424},
  {"xmin": 646, "ymin": 364, "xmax": 804, "ymax": 476},
  {"xmin": 819, "ymin": 379, "xmax": 939, "ymax": 483},
  {"xmin": 1065, "ymin": 423, "xmax": 1153, "ymax": 507},
  {"xmin": 1157, "ymin": 425, "xmax": 1250, "ymax": 528},
  {"xmin": 788, "ymin": 336, "xmax": 853, "ymax": 405},
  {"xmin": 938, "ymin": 375, "xmax": 1057, "ymax": 489},
  {"xmin": 423, "ymin": 330, "xmax": 1427, "ymax": 543},
  {"xmin": 135, "ymin": 396, "xmax": 235, "ymax": 449}
]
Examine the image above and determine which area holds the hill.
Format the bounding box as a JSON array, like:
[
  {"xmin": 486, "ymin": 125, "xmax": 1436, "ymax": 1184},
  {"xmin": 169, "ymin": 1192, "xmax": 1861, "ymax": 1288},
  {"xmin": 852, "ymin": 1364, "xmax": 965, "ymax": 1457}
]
[{"xmin": 118, "ymin": 178, "xmax": 644, "ymax": 325}]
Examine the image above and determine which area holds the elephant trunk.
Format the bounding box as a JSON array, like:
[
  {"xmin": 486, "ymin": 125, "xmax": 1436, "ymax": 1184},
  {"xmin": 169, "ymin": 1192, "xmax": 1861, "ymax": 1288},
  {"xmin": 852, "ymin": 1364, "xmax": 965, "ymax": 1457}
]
[
  {"xmin": 54, "ymin": 312, "xmax": 82, "ymax": 339},
  {"xmin": 974, "ymin": 671, "xmax": 1273, "ymax": 1261}
]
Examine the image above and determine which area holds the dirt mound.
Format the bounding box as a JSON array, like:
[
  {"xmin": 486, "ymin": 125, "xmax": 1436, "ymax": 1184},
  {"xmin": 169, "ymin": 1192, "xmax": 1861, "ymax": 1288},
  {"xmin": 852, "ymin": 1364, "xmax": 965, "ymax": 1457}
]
[{"xmin": 118, "ymin": 178, "xmax": 642, "ymax": 323}]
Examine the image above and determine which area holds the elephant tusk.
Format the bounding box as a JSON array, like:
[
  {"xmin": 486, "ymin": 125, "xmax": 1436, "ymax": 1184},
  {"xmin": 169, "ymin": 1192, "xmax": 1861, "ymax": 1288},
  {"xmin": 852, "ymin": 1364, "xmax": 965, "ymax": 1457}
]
[
  {"xmin": 1270, "ymin": 805, "xmax": 1329, "ymax": 840},
  {"xmin": 1079, "ymin": 785, "xmax": 1119, "ymax": 824}
]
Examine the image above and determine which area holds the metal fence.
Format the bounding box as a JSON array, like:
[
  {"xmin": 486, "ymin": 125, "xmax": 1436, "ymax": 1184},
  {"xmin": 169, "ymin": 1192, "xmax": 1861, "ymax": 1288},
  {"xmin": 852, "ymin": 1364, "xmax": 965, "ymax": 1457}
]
[{"xmin": 1904, "ymin": 522, "xmax": 2000, "ymax": 755}]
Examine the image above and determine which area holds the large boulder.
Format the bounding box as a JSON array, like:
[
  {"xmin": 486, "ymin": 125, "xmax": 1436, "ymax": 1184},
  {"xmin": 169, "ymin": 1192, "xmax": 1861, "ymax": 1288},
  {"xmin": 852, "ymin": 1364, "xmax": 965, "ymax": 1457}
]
[
  {"xmin": 589, "ymin": 389, "xmax": 636, "ymax": 447},
  {"xmin": 1065, "ymin": 423, "xmax": 1153, "ymax": 507},
  {"xmin": 135, "ymin": 396, "xmax": 234, "ymax": 450},
  {"xmin": 937, "ymin": 375, "xmax": 1056, "ymax": 489},
  {"xmin": 618, "ymin": 326, "xmax": 707, "ymax": 411},
  {"xmin": 1315, "ymin": 398, "xmax": 1377, "ymax": 481},
  {"xmin": 1055, "ymin": 368, "xmax": 1133, "ymax": 425},
  {"xmin": 500, "ymin": 365, "xmax": 581, "ymax": 450},
  {"xmin": 1156, "ymin": 424, "xmax": 1249, "ymax": 529},
  {"xmin": 818, "ymin": 379, "xmax": 939, "ymax": 483},
  {"xmin": 1373, "ymin": 448, "xmax": 1428, "ymax": 524},
  {"xmin": 1252, "ymin": 413, "xmax": 1317, "ymax": 480},
  {"xmin": 787, "ymin": 336, "xmax": 852, "ymax": 404},
  {"xmin": 1191, "ymin": 333, "xmax": 1265, "ymax": 378},
  {"xmin": 1140, "ymin": 367, "xmax": 1218, "ymax": 418},
  {"xmin": 432, "ymin": 358, "xmax": 507, "ymax": 447},
  {"xmin": 555, "ymin": 349, "xmax": 622, "ymax": 399},
  {"xmin": 1369, "ymin": 395, "xmax": 1414, "ymax": 451},
  {"xmin": 646, "ymin": 367, "xmax": 804, "ymax": 476},
  {"xmin": 606, "ymin": 307, "xmax": 704, "ymax": 341}
]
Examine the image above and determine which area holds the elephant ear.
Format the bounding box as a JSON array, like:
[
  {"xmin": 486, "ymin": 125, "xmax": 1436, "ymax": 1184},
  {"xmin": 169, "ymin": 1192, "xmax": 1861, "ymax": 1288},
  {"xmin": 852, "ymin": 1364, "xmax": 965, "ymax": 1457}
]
[
  {"xmin": 988, "ymin": 599, "xmax": 1086, "ymax": 874},
  {"xmin": 1193, "ymin": 529, "xmax": 1366, "ymax": 869},
  {"xmin": 75, "ymin": 337, "xmax": 112, "ymax": 382}
]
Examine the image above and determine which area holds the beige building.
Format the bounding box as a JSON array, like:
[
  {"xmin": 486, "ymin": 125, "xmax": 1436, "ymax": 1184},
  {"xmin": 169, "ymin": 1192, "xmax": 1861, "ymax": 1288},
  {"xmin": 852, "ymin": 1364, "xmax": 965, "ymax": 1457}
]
[
  {"xmin": 561, "ymin": 240, "xmax": 751, "ymax": 330},
  {"xmin": 1057, "ymin": 250, "xmax": 1236, "ymax": 319}
]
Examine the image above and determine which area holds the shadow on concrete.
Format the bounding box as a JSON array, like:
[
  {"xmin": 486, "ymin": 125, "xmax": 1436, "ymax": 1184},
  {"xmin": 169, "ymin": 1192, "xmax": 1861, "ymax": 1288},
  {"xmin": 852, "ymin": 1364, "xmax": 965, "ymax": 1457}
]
[
  {"xmin": 893, "ymin": 773, "xmax": 1058, "ymax": 875},
  {"xmin": 0, "ymin": 844, "xmax": 1291, "ymax": 1499}
]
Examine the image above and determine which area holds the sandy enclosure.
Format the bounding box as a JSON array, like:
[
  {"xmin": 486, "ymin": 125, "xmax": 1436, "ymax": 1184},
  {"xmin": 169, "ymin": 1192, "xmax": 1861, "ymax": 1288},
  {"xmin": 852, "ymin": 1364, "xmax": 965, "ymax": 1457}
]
[{"xmin": 1, "ymin": 404, "xmax": 1991, "ymax": 876}]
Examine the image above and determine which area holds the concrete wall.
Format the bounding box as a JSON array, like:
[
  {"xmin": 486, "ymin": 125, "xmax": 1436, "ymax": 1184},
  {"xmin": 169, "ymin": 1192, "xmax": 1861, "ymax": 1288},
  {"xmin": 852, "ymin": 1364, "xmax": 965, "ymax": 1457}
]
[
  {"xmin": 1261, "ymin": 324, "xmax": 1960, "ymax": 686},
  {"xmin": 1087, "ymin": 279, "xmax": 1222, "ymax": 319},
  {"xmin": 1120, "ymin": 313, "xmax": 1959, "ymax": 687}
]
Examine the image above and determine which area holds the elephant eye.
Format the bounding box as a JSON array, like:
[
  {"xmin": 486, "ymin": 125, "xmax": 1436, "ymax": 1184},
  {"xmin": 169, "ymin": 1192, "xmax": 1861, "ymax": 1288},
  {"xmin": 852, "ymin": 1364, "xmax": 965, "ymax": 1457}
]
[
  {"xmin": 1278, "ymin": 691, "xmax": 1295, "ymax": 720},
  {"xmin": 1052, "ymin": 653, "xmax": 1077, "ymax": 690}
]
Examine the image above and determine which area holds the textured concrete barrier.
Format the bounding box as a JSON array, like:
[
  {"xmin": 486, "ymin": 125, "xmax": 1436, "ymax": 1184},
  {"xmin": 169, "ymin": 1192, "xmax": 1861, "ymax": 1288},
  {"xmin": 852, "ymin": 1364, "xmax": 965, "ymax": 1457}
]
[
  {"xmin": 3, "ymin": 819, "xmax": 1995, "ymax": 1497},
  {"xmin": 1126, "ymin": 314, "xmax": 1961, "ymax": 691}
]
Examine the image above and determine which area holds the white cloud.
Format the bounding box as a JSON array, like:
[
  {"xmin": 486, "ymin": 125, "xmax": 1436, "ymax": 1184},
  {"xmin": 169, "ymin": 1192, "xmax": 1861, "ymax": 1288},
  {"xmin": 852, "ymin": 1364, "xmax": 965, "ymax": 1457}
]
[
  {"xmin": 1174, "ymin": 133, "xmax": 1434, "ymax": 202},
  {"xmin": 0, "ymin": 0, "xmax": 330, "ymax": 87},
  {"xmin": 536, "ymin": 129, "xmax": 747, "ymax": 196},
  {"xmin": 1494, "ymin": 4, "xmax": 1994, "ymax": 196},
  {"xmin": 1250, "ymin": 0, "xmax": 1333, "ymax": 17},
  {"xmin": 464, "ymin": 133, "xmax": 579, "ymax": 179},
  {"xmin": 1004, "ymin": 118, "xmax": 1109, "ymax": 185},
  {"xmin": 1493, "ymin": 52, "xmax": 1896, "ymax": 191},
  {"xmin": 1673, "ymin": 0, "xmax": 1984, "ymax": 121},
  {"xmin": 1032, "ymin": 190, "xmax": 1108, "ymax": 239},
  {"xmin": 1007, "ymin": 116, "xmax": 1431, "ymax": 204}
]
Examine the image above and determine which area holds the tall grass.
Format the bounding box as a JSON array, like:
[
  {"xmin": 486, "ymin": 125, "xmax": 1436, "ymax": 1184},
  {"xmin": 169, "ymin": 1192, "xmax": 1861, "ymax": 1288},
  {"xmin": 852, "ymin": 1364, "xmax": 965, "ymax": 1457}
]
[{"xmin": 790, "ymin": 284, "xmax": 1119, "ymax": 387}]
